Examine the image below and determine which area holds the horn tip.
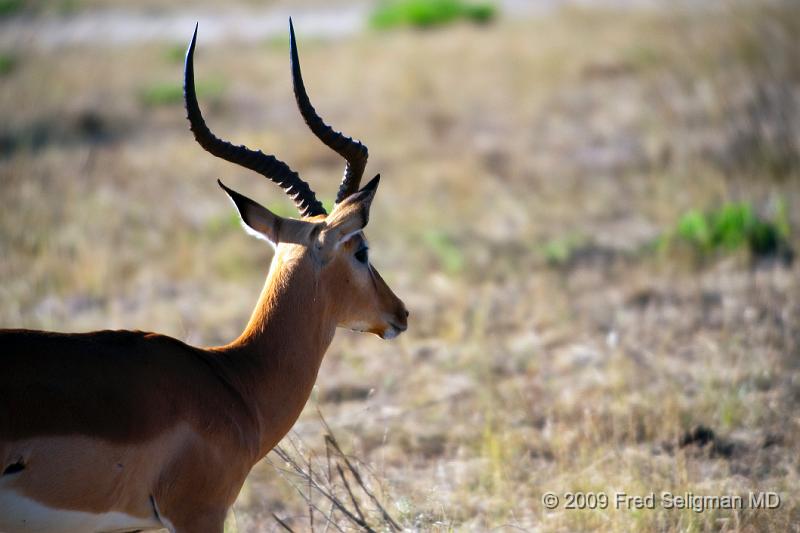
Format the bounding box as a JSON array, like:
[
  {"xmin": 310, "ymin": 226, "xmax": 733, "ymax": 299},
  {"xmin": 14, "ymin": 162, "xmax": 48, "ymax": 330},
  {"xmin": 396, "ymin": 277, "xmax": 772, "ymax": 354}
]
[
  {"xmin": 187, "ymin": 23, "xmax": 198, "ymax": 57},
  {"xmin": 289, "ymin": 16, "xmax": 299, "ymax": 64}
]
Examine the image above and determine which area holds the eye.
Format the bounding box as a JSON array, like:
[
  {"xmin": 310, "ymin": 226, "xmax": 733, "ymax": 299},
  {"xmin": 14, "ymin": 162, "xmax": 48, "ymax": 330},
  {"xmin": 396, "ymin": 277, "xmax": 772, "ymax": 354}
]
[{"xmin": 354, "ymin": 247, "xmax": 369, "ymax": 264}]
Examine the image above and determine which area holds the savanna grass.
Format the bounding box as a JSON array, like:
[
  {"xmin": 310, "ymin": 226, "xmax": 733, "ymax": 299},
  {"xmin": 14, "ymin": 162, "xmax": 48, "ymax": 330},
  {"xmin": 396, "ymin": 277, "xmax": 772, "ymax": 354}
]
[{"xmin": 2, "ymin": 2, "xmax": 800, "ymax": 531}]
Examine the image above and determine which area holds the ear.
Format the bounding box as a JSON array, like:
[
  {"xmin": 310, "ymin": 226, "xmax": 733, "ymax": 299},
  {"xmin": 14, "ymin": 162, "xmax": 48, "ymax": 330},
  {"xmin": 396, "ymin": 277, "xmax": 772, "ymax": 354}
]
[
  {"xmin": 218, "ymin": 180, "xmax": 312, "ymax": 245},
  {"xmin": 322, "ymin": 174, "xmax": 380, "ymax": 246}
]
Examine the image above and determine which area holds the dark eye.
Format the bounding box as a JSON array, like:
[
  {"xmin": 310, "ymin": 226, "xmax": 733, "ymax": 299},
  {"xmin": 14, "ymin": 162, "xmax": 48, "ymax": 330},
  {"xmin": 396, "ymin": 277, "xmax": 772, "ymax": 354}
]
[{"xmin": 354, "ymin": 247, "xmax": 369, "ymax": 264}]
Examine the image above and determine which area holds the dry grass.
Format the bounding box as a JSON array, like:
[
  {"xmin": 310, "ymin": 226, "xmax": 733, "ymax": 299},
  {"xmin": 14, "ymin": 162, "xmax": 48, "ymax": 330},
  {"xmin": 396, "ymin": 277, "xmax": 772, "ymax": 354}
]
[{"xmin": 1, "ymin": 1, "xmax": 799, "ymax": 531}]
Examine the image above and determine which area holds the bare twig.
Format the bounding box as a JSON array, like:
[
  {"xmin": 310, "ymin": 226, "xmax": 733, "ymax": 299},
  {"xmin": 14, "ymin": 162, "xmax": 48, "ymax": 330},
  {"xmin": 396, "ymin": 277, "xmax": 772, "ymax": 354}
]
[
  {"xmin": 267, "ymin": 451, "xmax": 347, "ymax": 533},
  {"xmin": 323, "ymin": 431, "xmax": 402, "ymax": 532},
  {"xmin": 268, "ymin": 409, "xmax": 404, "ymax": 532},
  {"xmin": 272, "ymin": 446, "xmax": 376, "ymax": 532},
  {"xmin": 273, "ymin": 513, "xmax": 296, "ymax": 533},
  {"xmin": 337, "ymin": 463, "xmax": 366, "ymax": 525},
  {"xmin": 306, "ymin": 452, "xmax": 314, "ymax": 532},
  {"xmin": 322, "ymin": 501, "xmax": 335, "ymax": 533}
]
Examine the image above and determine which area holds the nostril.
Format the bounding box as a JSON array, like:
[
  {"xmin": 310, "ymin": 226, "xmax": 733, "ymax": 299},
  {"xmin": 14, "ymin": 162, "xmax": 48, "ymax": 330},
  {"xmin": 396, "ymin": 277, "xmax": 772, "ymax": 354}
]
[{"xmin": 404, "ymin": 309, "xmax": 410, "ymax": 318}]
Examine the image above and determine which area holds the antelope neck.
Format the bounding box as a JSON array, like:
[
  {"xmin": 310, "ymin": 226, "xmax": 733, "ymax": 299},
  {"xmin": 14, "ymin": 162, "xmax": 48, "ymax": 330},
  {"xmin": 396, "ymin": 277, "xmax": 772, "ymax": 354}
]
[{"xmin": 215, "ymin": 252, "xmax": 337, "ymax": 457}]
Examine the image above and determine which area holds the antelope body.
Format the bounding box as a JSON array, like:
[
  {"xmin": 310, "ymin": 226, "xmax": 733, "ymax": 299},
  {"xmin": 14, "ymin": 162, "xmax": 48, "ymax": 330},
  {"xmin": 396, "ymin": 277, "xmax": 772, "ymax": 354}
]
[{"xmin": 0, "ymin": 21, "xmax": 407, "ymax": 533}]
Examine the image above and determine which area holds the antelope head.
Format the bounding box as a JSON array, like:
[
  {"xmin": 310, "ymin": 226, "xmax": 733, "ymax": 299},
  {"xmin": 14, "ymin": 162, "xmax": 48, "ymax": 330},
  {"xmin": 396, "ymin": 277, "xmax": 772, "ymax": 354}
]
[{"xmin": 184, "ymin": 20, "xmax": 408, "ymax": 340}]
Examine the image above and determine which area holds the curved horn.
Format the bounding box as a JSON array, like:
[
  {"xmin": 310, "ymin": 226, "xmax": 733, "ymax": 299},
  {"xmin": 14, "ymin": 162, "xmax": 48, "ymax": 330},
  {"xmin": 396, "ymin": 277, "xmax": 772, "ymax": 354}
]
[
  {"xmin": 289, "ymin": 18, "xmax": 369, "ymax": 205},
  {"xmin": 184, "ymin": 24, "xmax": 326, "ymax": 218}
]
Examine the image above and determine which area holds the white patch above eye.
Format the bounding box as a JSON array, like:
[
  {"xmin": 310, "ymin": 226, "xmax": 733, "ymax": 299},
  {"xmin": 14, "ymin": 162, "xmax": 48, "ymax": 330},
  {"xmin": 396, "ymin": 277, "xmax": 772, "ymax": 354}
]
[{"xmin": 336, "ymin": 229, "xmax": 364, "ymax": 248}]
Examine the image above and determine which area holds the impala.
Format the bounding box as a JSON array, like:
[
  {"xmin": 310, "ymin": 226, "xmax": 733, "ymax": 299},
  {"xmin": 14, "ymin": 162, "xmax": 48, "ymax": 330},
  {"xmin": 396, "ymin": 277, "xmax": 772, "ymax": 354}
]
[{"xmin": 0, "ymin": 20, "xmax": 407, "ymax": 533}]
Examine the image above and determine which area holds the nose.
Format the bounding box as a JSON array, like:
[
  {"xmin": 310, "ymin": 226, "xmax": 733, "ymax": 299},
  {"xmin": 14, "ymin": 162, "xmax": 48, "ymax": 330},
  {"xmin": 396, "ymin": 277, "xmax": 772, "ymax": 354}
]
[{"xmin": 394, "ymin": 306, "xmax": 409, "ymax": 330}]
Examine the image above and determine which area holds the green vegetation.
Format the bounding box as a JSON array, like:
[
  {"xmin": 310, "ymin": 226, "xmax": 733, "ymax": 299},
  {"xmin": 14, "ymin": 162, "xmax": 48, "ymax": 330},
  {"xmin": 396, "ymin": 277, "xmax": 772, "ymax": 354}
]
[
  {"xmin": 140, "ymin": 82, "xmax": 184, "ymax": 107},
  {"xmin": 423, "ymin": 229, "xmax": 464, "ymax": 274},
  {"xmin": 623, "ymin": 44, "xmax": 664, "ymax": 70},
  {"xmin": 0, "ymin": 53, "xmax": 15, "ymax": 76},
  {"xmin": 371, "ymin": 0, "xmax": 496, "ymax": 29},
  {"xmin": 139, "ymin": 79, "xmax": 224, "ymax": 107},
  {"xmin": 56, "ymin": 0, "xmax": 78, "ymax": 14},
  {"xmin": 665, "ymin": 201, "xmax": 792, "ymax": 260},
  {"xmin": 541, "ymin": 234, "xmax": 586, "ymax": 266},
  {"xmin": 0, "ymin": 0, "xmax": 23, "ymax": 17},
  {"xmin": 163, "ymin": 44, "xmax": 187, "ymax": 64},
  {"xmin": 203, "ymin": 212, "xmax": 241, "ymax": 239}
]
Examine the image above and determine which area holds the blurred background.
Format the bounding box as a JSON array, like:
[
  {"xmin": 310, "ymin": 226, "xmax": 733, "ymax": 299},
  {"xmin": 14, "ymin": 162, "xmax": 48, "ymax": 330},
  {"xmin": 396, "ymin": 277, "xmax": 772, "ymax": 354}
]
[{"xmin": 1, "ymin": 0, "xmax": 799, "ymax": 530}]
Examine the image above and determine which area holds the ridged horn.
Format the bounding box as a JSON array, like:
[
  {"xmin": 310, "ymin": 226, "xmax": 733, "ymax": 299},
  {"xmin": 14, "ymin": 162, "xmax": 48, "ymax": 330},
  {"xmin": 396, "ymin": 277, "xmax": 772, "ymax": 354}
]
[
  {"xmin": 289, "ymin": 18, "xmax": 369, "ymax": 205},
  {"xmin": 184, "ymin": 24, "xmax": 326, "ymax": 218}
]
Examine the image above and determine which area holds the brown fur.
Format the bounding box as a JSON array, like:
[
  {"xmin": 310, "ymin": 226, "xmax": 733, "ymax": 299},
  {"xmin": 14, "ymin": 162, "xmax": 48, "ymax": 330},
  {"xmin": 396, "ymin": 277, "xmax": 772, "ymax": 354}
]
[{"xmin": 0, "ymin": 199, "xmax": 407, "ymax": 532}]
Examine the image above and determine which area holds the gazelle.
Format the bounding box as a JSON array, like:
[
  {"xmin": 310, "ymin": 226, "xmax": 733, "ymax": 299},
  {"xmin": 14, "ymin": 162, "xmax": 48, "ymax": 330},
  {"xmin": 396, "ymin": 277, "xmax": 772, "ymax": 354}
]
[{"xmin": 0, "ymin": 20, "xmax": 407, "ymax": 533}]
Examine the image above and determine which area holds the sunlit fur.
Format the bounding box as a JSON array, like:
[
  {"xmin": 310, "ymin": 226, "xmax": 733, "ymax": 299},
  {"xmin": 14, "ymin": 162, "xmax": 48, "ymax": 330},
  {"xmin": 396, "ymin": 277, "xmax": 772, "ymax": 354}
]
[{"xmin": 0, "ymin": 196, "xmax": 407, "ymax": 533}]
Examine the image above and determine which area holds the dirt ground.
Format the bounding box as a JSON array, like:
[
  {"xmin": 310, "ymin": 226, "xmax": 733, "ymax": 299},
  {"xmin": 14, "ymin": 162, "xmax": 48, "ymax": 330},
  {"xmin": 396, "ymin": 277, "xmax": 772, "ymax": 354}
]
[{"xmin": 1, "ymin": 1, "xmax": 799, "ymax": 531}]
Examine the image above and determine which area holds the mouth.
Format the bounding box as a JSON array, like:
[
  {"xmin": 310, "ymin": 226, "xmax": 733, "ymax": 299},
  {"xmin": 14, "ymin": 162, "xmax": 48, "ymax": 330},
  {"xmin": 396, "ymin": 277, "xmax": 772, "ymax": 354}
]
[{"xmin": 382, "ymin": 322, "xmax": 407, "ymax": 340}]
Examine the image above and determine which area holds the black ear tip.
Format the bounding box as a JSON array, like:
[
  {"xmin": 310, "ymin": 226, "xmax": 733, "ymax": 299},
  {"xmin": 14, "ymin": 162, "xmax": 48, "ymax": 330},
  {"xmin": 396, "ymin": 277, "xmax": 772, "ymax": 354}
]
[
  {"xmin": 363, "ymin": 174, "xmax": 380, "ymax": 192},
  {"xmin": 217, "ymin": 180, "xmax": 249, "ymax": 210}
]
